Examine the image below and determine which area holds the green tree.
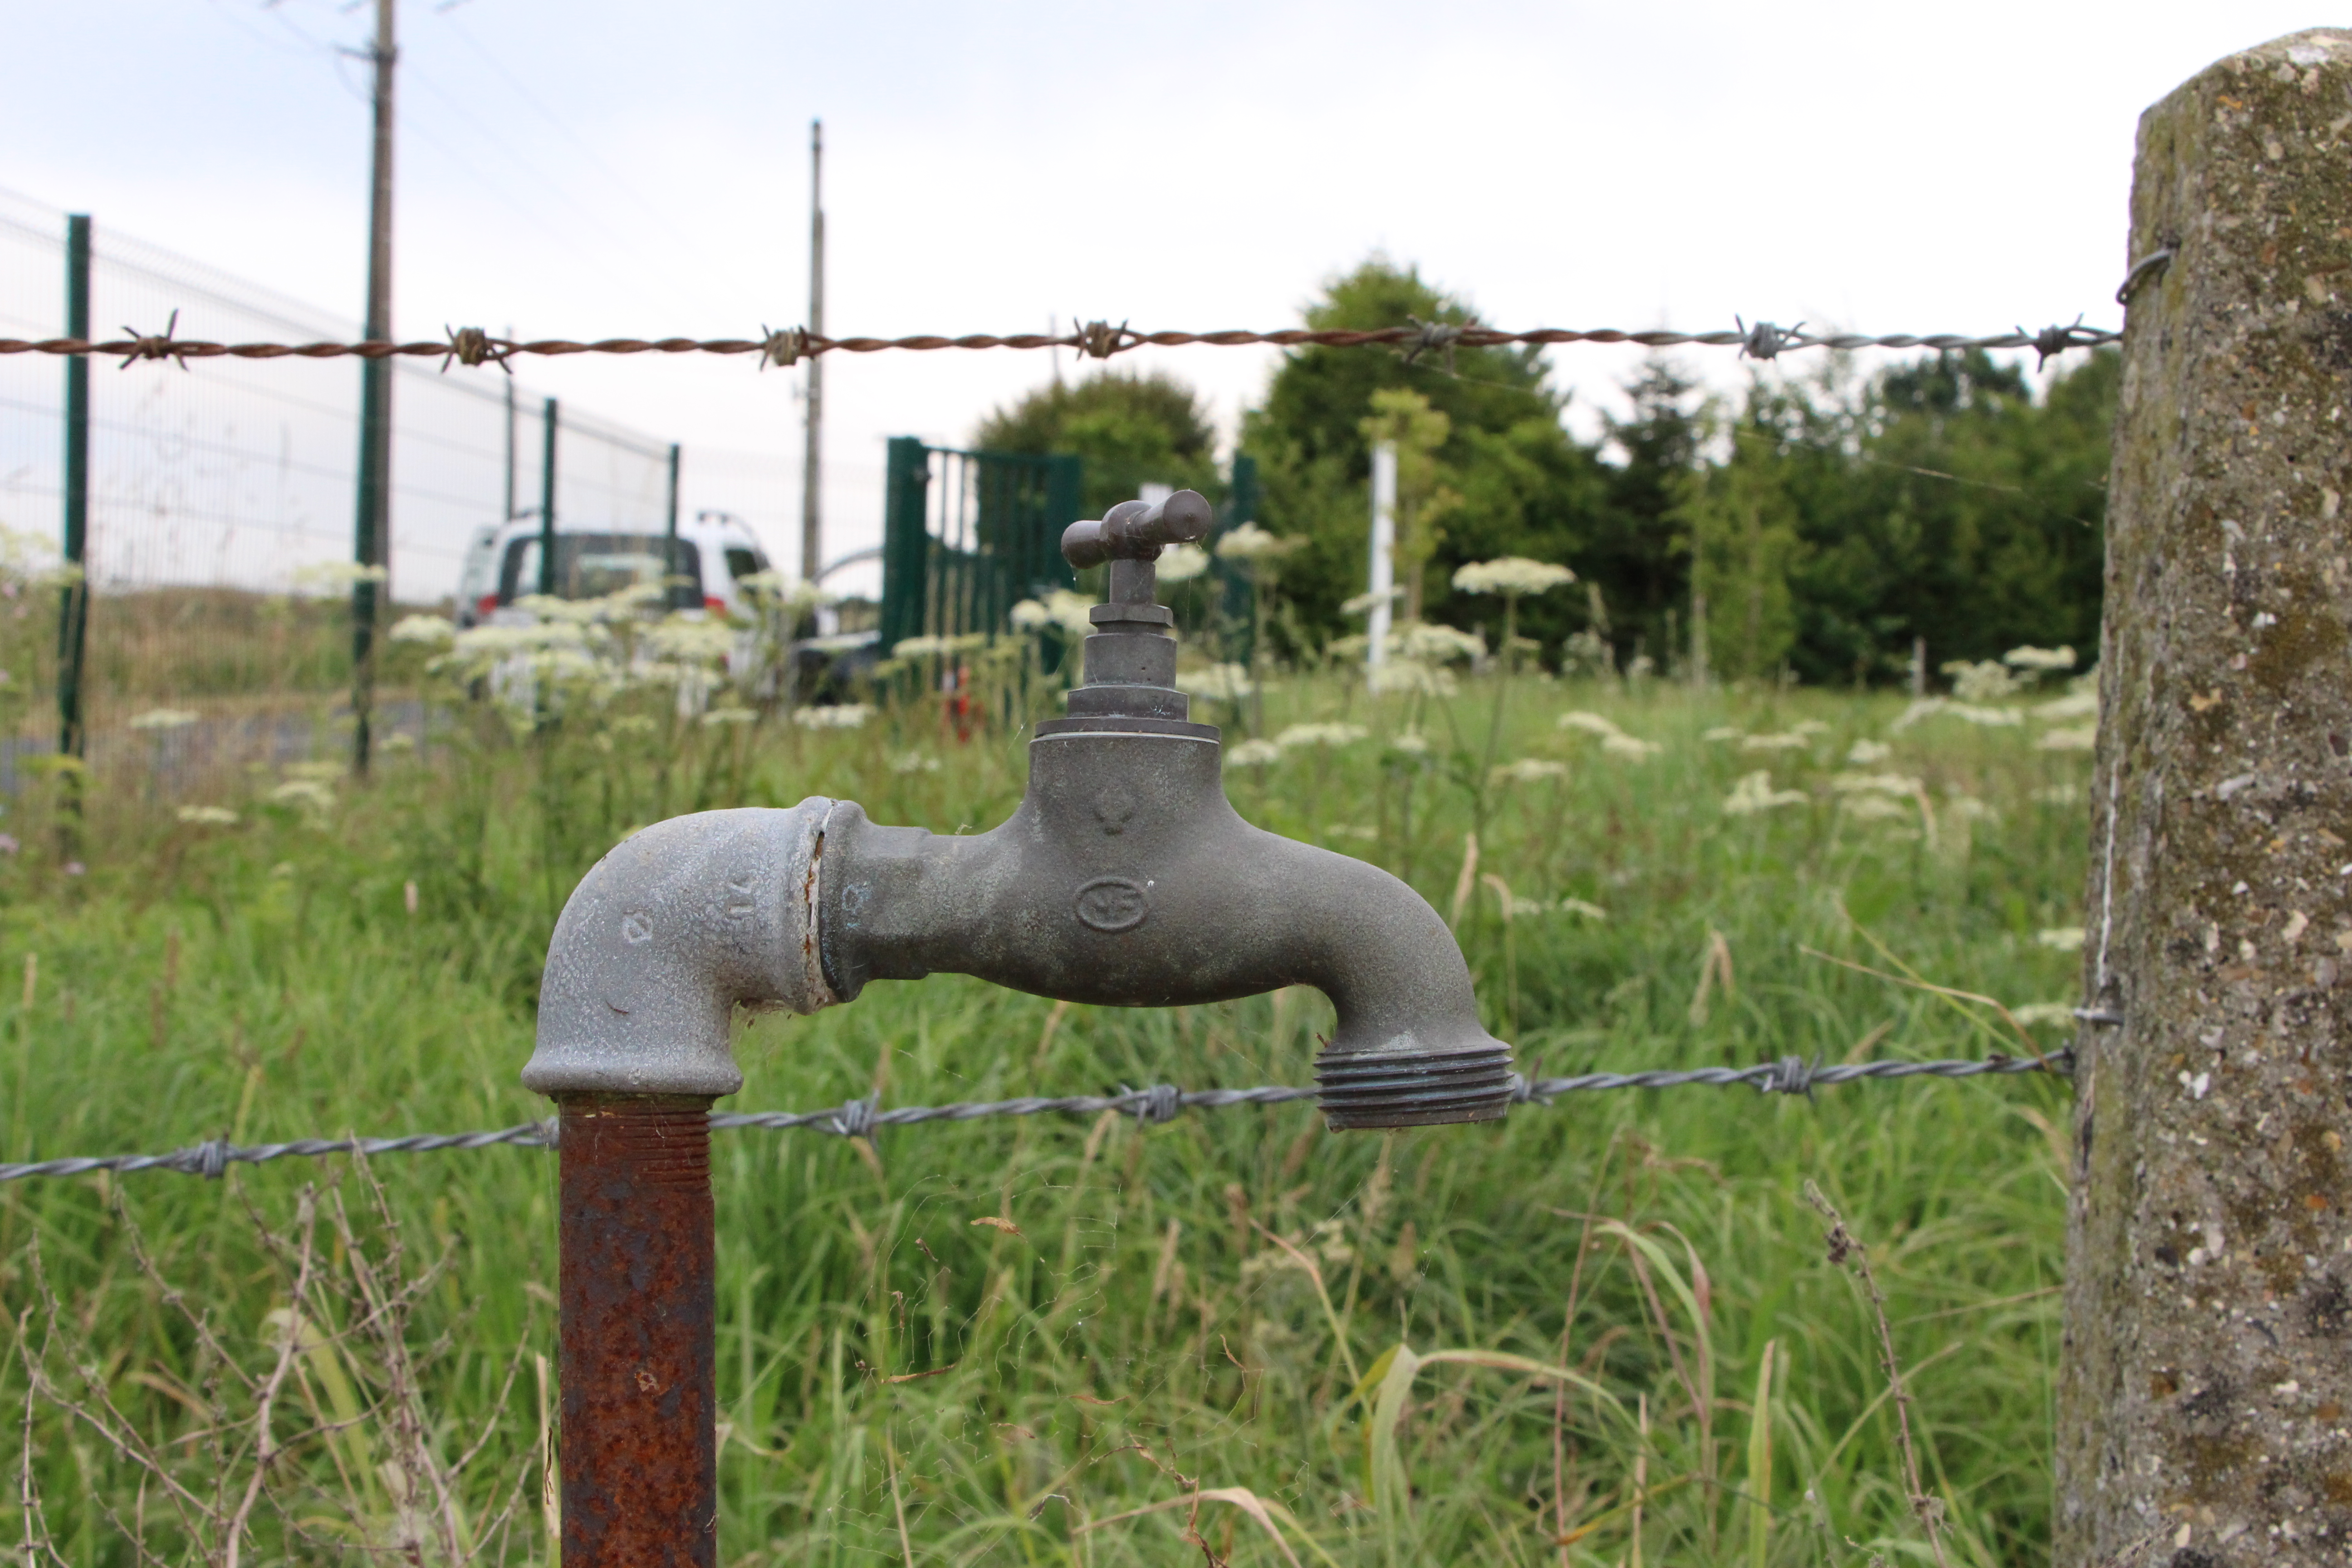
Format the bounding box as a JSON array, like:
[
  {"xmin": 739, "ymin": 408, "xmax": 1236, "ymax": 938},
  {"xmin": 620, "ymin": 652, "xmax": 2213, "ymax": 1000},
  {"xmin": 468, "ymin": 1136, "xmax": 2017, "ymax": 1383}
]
[
  {"xmin": 1590, "ymin": 360, "xmax": 1708, "ymax": 672},
  {"xmin": 974, "ymin": 369, "xmax": 1220, "ymax": 519},
  {"xmin": 1239, "ymin": 257, "xmax": 1604, "ymax": 652},
  {"xmin": 1676, "ymin": 426, "xmax": 1803, "ymax": 683},
  {"xmin": 1760, "ymin": 348, "xmax": 2115, "ymax": 682}
]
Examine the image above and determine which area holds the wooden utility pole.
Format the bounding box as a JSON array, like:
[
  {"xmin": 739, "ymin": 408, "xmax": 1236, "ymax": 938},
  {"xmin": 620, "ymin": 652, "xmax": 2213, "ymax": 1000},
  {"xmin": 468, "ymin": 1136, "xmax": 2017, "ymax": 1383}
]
[
  {"xmin": 2057, "ymin": 29, "xmax": 2352, "ymax": 1566},
  {"xmin": 350, "ymin": 0, "xmax": 396, "ymax": 774},
  {"xmin": 800, "ymin": 119, "xmax": 825, "ymax": 584}
]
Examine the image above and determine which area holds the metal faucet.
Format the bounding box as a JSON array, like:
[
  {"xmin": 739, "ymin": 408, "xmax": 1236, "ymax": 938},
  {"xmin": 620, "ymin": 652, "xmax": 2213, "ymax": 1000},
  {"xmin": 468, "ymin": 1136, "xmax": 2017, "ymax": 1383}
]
[{"xmin": 521, "ymin": 490, "xmax": 1514, "ymax": 1566}]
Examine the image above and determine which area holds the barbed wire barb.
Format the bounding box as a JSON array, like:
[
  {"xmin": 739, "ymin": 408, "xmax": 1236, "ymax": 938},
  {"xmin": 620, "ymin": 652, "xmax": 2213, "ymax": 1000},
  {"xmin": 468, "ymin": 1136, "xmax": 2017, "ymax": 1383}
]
[
  {"xmin": 117, "ymin": 308, "xmax": 187, "ymax": 371},
  {"xmin": 441, "ymin": 325, "xmax": 512, "ymax": 373}
]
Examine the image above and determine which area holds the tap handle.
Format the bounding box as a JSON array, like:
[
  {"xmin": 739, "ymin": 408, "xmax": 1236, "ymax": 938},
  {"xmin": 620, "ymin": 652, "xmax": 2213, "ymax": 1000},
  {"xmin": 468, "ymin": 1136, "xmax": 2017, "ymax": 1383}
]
[{"xmin": 1061, "ymin": 490, "xmax": 1212, "ymax": 570}]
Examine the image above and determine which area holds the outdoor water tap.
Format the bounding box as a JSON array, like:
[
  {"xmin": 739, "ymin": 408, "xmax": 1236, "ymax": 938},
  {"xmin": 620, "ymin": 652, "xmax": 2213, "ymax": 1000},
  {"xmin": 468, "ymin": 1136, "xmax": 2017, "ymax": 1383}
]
[
  {"xmin": 522, "ymin": 490, "xmax": 1513, "ymax": 1564},
  {"xmin": 524, "ymin": 487, "xmax": 1516, "ymax": 1128}
]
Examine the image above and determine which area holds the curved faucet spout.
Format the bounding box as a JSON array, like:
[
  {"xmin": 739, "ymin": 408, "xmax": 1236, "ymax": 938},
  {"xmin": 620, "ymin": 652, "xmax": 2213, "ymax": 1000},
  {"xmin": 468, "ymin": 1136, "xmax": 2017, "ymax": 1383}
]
[{"xmin": 820, "ymin": 729, "xmax": 1514, "ymax": 1127}]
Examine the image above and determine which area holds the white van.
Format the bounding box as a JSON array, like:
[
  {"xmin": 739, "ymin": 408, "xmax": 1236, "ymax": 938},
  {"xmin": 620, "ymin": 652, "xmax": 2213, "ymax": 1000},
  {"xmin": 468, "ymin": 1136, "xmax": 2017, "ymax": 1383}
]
[{"xmin": 455, "ymin": 511, "xmax": 777, "ymax": 627}]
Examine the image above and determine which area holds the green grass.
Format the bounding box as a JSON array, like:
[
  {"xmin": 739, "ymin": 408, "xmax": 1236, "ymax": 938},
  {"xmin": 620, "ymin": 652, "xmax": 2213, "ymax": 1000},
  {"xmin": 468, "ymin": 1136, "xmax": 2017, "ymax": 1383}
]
[{"xmin": 0, "ymin": 659, "xmax": 2093, "ymax": 1565}]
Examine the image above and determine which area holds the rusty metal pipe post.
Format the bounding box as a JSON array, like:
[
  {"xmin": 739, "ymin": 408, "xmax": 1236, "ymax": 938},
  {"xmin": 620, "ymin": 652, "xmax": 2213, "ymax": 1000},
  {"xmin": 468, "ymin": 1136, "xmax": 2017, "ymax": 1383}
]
[{"xmin": 558, "ymin": 1094, "xmax": 717, "ymax": 1568}]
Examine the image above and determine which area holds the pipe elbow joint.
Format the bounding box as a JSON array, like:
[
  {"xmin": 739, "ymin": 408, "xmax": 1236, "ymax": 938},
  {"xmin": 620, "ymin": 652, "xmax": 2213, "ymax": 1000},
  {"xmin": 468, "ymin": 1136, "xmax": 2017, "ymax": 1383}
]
[{"xmin": 522, "ymin": 801, "xmax": 839, "ymax": 1099}]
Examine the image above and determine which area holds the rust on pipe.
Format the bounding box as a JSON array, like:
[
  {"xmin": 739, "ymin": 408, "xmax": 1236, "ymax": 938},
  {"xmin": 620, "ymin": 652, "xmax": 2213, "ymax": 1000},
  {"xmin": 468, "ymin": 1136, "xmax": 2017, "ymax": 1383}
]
[{"xmin": 558, "ymin": 1093, "xmax": 717, "ymax": 1568}]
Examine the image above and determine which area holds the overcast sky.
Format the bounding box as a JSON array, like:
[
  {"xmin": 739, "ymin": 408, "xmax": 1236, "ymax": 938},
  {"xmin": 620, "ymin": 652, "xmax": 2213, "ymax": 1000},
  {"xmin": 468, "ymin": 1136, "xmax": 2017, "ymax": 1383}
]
[{"xmin": 1, "ymin": 2, "xmax": 2334, "ymax": 593}]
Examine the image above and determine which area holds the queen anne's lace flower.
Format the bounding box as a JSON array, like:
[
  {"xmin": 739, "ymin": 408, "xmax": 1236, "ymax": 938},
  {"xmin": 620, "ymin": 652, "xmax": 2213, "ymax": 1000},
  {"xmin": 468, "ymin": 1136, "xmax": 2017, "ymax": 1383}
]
[
  {"xmin": 2003, "ymin": 645, "xmax": 2077, "ymax": 671},
  {"xmin": 1452, "ymin": 557, "xmax": 1575, "ymax": 596},
  {"xmin": 1490, "ymin": 758, "xmax": 1568, "ymax": 784},
  {"xmin": 793, "ymin": 704, "xmax": 872, "ymax": 730},
  {"xmin": 1275, "ymin": 722, "xmax": 1368, "ymax": 750},
  {"xmin": 388, "ymin": 614, "xmax": 456, "ymax": 644},
  {"xmin": 1155, "ymin": 543, "xmax": 1211, "ymax": 583},
  {"xmin": 1395, "ymin": 622, "xmax": 1485, "ymax": 663},
  {"xmin": 1214, "ymin": 524, "xmax": 1299, "ymax": 561},
  {"xmin": 1225, "ymin": 738, "xmax": 1282, "ymax": 767},
  {"xmin": 1723, "ymin": 771, "xmax": 1808, "ymax": 815},
  {"xmin": 1176, "ymin": 663, "xmax": 1254, "ymax": 701}
]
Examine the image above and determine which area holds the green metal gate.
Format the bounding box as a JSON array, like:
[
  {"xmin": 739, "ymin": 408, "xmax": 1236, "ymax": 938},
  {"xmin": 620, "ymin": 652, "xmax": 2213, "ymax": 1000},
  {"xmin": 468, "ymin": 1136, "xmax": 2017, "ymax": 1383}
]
[
  {"xmin": 879, "ymin": 435, "xmax": 1077, "ymax": 649},
  {"xmin": 880, "ymin": 439, "xmax": 1082, "ymax": 651}
]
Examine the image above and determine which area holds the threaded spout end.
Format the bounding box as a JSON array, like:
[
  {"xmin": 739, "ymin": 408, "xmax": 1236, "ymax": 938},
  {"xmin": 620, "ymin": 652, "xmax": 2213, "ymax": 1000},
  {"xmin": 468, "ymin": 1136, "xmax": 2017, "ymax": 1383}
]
[{"xmin": 1314, "ymin": 1042, "xmax": 1515, "ymax": 1129}]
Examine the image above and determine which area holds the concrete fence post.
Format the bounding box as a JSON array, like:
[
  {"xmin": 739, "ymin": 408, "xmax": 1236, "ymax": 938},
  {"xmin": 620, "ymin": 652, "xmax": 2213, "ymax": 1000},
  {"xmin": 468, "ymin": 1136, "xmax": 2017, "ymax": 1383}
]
[{"xmin": 2058, "ymin": 28, "xmax": 2352, "ymax": 1566}]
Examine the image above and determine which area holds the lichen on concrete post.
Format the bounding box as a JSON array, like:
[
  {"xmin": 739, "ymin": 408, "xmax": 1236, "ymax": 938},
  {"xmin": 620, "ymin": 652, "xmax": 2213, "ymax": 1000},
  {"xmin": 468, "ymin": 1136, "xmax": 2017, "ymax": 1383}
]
[{"xmin": 2058, "ymin": 28, "xmax": 2352, "ymax": 1566}]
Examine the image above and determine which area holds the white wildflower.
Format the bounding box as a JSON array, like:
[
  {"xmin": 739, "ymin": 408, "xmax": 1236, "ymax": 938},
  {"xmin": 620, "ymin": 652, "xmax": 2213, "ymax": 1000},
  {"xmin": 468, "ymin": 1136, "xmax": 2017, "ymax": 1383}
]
[
  {"xmin": 1942, "ymin": 658, "xmax": 2022, "ymax": 703},
  {"xmin": 794, "ymin": 703, "xmax": 872, "ymax": 730},
  {"xmin": 1156, "ymin": 542, "xmax": 1211, "ymax": 583},
  {"xmin": 1342, "ymin": 587, "xmax": 1403, "ymax": 615},
  {"xmin": 1176, "ymin": 663, "xmax": 1254, "ymax": 701},
  {"xmin": 2036, "ymin": 927, "xmax": 2087, "ymax": 952},
  {"xmin": 700, "ymin": 706, "xmax": 756, "ymax": 727},
  {"xmin": 2004, "ymin": 645, "xmax": 2078, "ymax": 671},
  {"xmin": 2033, "ymin": 782, "xmax": 2084, "ymax": 806},
  {"xmin": 1948, "ymin": 703, "xmax": 2024, "ymax": 727},
  {"xmin": 1491, "ymin": 758, "xmax": 1568, "ymax": 785},
  {"xmin": 290, "ymin": 559, "xmax": 388, "ymax": 591},
  {"xmin": 1847, "ymin": 739, "xmax": 1892, "ymax": 764},
  {"xmin": 388, "ymin": 614, "xmax": 456, "ymax": 644},
  {"xmin": 175, "ymin": 805, "xmax": 238, "ymax": 826},
  {"xmin": 644, "ymin": 617, "xmax": 739, "ymax": 664},
  {"xmin": 1558, "ymin": 711, "xmax": 1623, "ymax": 739},
  {"xmin": 1275, "ymin": 722, "xmax": 1368, "ymax": 750},
  {"xmin": 1840, "ymin": 795, "xmax": 1912, "ymax": 821},
  {"xmin": 893, "ymin": 635, "xmax": 956, "ymax": 659},
  {"xmin": 2036, "ymin": 690, "xmax": 2099, "ymax": 721},
  {"xmin": 889, "ymin": 752, "xmax": 943, "ymax": 774},
  {"xmin": 1701, "ymin": 725, "xmax": 1744, "ymax": 743},
  {"xmin": 1225, "ymin": 738, "xmax": 1283, "ymax": 767},
  {"xmin": 2011, "ymin": 1002, "xmax": 2078, "ymax": 1027},
  {"xmin": 1367, "ymin": 657, "xmax": 1455, "ymax": 697},
  {"xmin": 1831, "ymin": 772, "xmax": 1924, "ymax": 796},
  {"xmin": 1602, "ymin": 734, "xmax": 1661, "ymax": 760},
  {"xmin": 1010, "ymin": 588, "xmax": 1098, "ymax": 638},
  {"xmin": 1452, "ymin": 557, "xmax": 1576, "ymax": 596},
  {"xmin": 1386, "ymin": 730, "xmax": 1431, "ymax": 756},
  {"xmin": 269, "ymin": 779, "xmax": 336, "ymax": 811},
  {"xmin": 2038, "ymin": 725, "xmax": 2097, "ymax": 752},
  {"xmin": 1890, "ymin": 699, "xmax": 1944, "ymax": 732},
  {"xmin": 1740, "ymin": 732, "xmax": 1811, "ymax": 753},
  {"xmin": 1723, "ymin": 770, "xmax": 1808, "ymax": 815},
  {"xmin": 1394, "ymin": 622, "xmax": 1485, "ymax": 663},
  {"xmin": 1214, "ymin": 523, "xmax": 1299, "ymax": 561},
  {"xmin": 128, "ymin": 708, "xmax": 200, "ymax": 731}
]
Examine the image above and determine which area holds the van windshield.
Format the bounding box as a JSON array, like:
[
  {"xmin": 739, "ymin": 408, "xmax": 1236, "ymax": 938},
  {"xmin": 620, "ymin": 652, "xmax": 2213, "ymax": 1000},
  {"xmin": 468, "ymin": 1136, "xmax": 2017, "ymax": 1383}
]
[{"xmin": 498, "ymin": 534, "xmax": 703, "ymax": 607}]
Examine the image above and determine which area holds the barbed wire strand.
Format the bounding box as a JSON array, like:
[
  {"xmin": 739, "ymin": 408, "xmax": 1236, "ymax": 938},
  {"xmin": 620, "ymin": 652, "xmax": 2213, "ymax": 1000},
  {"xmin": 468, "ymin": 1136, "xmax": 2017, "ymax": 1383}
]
[
  {"xmin": 0, "ymin": 1050, "xmax": 2070, "ymax": 1185},
  {"xmin": 0, "ymin": 319, "xmax": 2122, "ymax": 371}
]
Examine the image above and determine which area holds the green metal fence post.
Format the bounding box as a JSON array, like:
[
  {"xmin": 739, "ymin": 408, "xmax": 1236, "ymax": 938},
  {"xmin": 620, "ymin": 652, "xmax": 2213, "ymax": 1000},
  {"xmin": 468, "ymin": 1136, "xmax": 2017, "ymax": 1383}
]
[
  {"xmin": 1044, "ymin": 455, "xmax": 1082, "ymax": 593},
  {"xmin": 1218, "ymin": 453, "xmax": 1259, "ymax": 667},
  {"xmin": 665, "ymin": 441, "xmax": 686, "ymax": 610},
  {"xmin": 57, "ymin": 215, "xmax": 89, "ymax": 785},
  {"xmin": 880, "ymin": 437, "xmax": 930, "ymax": 652},
  {"xmin": 539, "ymin": 399, "xmax": 559, "ymax": 596}
]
